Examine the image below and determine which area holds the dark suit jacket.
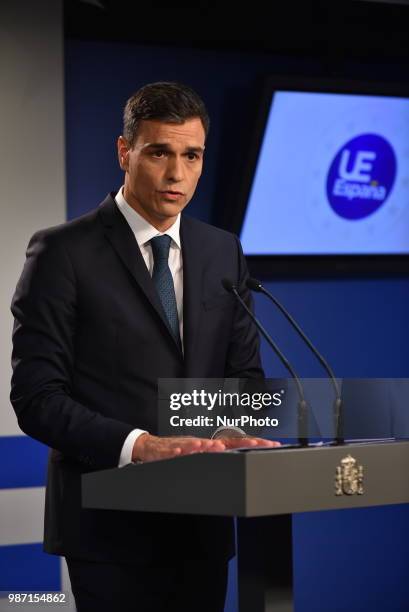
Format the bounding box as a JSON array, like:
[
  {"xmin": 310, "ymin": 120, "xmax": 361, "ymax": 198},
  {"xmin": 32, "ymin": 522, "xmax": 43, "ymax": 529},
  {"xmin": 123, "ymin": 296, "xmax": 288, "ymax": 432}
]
[{"xmin": 10, "ymin": 193, "xmax": 264, "ymax": 564}]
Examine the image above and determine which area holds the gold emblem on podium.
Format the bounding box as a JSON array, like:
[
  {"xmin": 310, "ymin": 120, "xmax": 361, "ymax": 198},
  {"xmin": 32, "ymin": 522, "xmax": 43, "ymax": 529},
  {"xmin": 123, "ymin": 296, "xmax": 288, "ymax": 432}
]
[{"xmin": 335, "ymin": 454, "xmax": 364, "ymax": 496}]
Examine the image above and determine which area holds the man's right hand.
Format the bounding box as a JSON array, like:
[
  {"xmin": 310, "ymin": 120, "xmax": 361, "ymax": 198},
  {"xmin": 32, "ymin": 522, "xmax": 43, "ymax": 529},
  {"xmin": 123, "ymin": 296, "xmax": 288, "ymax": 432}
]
[{"xmin": 132, "ymin": 433, "xmax": 226, "ymax": 463}]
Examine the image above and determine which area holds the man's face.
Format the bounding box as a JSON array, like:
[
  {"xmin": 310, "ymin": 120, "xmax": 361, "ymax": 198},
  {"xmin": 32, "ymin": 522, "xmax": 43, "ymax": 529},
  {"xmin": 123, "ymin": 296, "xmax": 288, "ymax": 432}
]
[{"xmin": 117, "ymin": 117, "xmax": 205, "ymax": 230}]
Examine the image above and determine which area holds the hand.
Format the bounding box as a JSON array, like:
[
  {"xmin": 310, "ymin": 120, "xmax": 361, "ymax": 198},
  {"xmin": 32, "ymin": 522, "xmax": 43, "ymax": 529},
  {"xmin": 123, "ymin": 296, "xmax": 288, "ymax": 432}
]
[
  {"xmin": 217, "ymin": 436, "xmax": 281, "ymax": 450},
  {"xmin": 132, "ymin": 433, "xmax": 226, "ymax": 463}
]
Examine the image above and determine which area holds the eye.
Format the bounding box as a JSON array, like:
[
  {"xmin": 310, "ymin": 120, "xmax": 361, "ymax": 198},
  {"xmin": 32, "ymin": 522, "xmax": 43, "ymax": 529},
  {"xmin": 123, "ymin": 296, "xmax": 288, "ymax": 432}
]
[
  {"xmin": 186, "ymin": 152, "xmax": 199, "ymax": 161},
  {"xmin": 152, "ymin": 150, "xmax": 167, "ymax": 158}
]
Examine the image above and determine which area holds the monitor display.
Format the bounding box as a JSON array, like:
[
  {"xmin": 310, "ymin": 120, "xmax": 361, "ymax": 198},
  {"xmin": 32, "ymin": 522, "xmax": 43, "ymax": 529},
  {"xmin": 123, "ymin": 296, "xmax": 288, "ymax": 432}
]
[{"xmin": 240, "ymin": 89, "xmax": 409, "ymax": 256}]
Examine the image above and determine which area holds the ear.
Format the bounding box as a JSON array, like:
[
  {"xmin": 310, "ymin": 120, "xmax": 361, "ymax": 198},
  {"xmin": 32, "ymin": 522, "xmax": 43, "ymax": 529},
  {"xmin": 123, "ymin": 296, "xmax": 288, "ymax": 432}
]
[{"xmin": 117, "ymin": 136, "xmax": 130, "ymax": 171}]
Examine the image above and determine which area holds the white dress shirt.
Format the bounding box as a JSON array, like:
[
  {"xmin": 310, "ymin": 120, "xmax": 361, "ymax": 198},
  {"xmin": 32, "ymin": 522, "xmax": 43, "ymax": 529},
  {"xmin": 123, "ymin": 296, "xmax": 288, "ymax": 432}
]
[{"xmin": 115, "ymin": 187, "xmax": 183, "ymax": 466}]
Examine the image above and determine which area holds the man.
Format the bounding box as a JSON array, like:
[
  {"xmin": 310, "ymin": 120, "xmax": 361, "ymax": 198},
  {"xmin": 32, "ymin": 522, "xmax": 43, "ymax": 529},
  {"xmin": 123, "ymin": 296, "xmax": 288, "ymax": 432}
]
[{"xmin": 10, "ymin": 82, "xmax": 278, "ymax": 612}]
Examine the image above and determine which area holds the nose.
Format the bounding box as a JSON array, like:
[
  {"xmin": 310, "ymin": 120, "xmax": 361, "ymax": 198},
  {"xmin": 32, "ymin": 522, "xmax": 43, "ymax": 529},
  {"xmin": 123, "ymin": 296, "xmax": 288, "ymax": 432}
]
[{"xmin": 165, "ymin": 155, "xmax": 184, "ymax": 183}]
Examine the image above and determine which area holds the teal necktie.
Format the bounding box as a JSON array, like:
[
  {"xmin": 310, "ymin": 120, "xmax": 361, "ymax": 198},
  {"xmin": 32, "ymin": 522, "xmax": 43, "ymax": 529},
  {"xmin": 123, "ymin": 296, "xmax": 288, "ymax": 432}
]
[{"xmin": 150, "ymin": 235, "xmax": 181, "ymax": 348}]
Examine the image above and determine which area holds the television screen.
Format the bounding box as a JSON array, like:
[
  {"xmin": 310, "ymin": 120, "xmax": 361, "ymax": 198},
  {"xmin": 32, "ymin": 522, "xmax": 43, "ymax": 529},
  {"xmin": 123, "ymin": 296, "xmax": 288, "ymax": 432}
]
[{"xmin": 240, "ymin": 87, "xmax": 409, "ymax": 257}]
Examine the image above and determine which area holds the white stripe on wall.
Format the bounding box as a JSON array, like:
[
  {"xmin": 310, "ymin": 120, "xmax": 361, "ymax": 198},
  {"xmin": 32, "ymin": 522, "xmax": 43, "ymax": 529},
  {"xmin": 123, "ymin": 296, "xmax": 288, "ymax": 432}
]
[{"xmin": 0, "ymin": 488, "xmax": 45, "ymax": 546}]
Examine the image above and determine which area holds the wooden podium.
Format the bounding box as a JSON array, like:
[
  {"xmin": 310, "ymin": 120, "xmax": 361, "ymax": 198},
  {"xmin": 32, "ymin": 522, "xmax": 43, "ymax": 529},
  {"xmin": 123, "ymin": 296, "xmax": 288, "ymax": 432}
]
[{"xmin": 82, "ymin": 440, "xmax": 409, "ymax": 612}]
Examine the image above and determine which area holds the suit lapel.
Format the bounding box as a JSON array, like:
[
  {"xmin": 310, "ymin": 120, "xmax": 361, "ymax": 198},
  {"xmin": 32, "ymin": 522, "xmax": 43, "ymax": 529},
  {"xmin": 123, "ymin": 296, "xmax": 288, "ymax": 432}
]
[
  {"xmin": 98, "ymin": 194, "xmax": 183, "ymax": 357},
  {"xmin": 181, "ymin": 215, "xmax": 204, "ymax": 370}
]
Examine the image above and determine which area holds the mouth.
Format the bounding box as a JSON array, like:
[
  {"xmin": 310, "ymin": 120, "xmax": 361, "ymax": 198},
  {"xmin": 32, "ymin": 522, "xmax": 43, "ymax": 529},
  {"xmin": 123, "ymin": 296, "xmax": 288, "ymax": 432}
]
[{"xmin": 158, "ymin": 190, "xmax": 185, "ymax": 201}]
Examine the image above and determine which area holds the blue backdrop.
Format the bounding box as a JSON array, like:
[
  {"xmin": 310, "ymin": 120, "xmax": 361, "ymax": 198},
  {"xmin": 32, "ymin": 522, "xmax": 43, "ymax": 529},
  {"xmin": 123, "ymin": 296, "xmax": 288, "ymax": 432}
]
[{"xmin": 65, "ymin": 39, "xmax": 409, "ymax": 611}]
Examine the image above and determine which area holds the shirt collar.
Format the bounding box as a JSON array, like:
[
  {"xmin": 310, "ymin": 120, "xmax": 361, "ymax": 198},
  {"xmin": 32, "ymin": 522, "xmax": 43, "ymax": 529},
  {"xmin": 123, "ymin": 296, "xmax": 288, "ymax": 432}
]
[{"xmin": 115, "ymin": 186, "xmax": 181, "ymax": 249}]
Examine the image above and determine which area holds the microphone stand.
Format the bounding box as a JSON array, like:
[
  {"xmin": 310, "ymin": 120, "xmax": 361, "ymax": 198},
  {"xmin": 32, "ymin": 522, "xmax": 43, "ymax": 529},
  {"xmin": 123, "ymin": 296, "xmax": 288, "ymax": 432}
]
[
  {"xmin": 247, "ymin": 278, "xmax": 344, "ymax": 445},
  {"xmin": 222, "ymin": 279, "xmax": 309, "ymax": 446}
]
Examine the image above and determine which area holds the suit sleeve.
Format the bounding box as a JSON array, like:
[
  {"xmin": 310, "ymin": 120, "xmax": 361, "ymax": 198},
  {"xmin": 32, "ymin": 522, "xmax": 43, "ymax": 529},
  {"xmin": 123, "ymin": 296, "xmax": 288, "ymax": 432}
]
[
  {"xmin": 223, "ymin": 235, "xmax": 265, "ymax": 380},
  {"xmin": 10, "ymin": 230, "xmax": 135, "ymax": 470}
]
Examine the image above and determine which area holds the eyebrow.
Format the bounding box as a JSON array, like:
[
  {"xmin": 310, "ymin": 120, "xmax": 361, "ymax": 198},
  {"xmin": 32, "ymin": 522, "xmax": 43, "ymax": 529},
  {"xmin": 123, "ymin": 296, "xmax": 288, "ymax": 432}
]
[{"xmin": 144, "ymin": 143, "xmax": 205, "ymax": 154}]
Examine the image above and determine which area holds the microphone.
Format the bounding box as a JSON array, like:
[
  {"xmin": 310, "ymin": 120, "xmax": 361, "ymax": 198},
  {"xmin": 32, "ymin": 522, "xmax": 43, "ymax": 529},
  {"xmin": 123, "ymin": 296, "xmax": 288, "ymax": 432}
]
[
  {"xmin": 222, "ymin": 278, "xmax": 309, "ymax": 446},
  {"xmin": 246, "ymin": 277, "xmax": 344, "ymax": 445}
]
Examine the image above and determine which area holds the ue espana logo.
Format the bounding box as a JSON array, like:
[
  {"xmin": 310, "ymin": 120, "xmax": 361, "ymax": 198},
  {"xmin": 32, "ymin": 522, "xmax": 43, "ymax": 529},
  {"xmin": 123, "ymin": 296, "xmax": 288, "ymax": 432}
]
[{"xmin": 326, "ymin": 134, "xmax": 396, "ymax": 220}]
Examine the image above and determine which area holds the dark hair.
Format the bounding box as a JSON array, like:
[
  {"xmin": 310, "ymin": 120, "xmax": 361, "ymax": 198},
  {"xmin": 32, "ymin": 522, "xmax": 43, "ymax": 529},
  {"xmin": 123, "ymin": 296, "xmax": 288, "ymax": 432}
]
[{"xmin": 123, "ymin": 81, "xmax": 210, "ymax": 146}]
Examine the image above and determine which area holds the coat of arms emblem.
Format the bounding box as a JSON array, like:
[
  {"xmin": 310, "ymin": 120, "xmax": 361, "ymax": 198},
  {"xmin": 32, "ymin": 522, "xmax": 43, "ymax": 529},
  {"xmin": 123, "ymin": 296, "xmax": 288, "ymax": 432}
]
[{"xmin": 335, "ymin": 454, "xmax": 364, "ymax": 496}]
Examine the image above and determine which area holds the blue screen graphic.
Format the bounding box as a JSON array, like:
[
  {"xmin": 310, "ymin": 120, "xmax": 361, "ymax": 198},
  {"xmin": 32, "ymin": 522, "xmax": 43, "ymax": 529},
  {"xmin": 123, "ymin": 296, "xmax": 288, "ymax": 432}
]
[{"xmin": 240, "ymin": 91, "xmax": 409, "ymax": 255}]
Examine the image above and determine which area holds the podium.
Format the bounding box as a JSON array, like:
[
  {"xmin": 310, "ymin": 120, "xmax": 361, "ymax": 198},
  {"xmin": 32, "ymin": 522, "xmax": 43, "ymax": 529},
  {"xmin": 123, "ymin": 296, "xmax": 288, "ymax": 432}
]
[{"xmin": 82, "ymin": 440, "xmax": 409, "ymax": 612}]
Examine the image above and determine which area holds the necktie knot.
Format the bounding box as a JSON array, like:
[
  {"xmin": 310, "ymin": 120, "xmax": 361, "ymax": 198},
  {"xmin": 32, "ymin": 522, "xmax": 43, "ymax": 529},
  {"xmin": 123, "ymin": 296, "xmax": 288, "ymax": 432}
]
[{"xmin": 150, "ymin": 235, "xmax": 171, "ymax": 261}]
